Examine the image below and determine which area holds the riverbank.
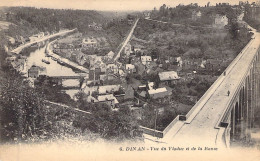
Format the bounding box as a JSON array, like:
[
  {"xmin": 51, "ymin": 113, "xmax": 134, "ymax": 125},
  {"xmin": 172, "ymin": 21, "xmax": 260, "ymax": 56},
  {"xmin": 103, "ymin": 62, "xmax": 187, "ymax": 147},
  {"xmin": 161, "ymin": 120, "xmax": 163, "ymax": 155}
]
[{"xmin": 47, "ymin": 40, "xmax": 89, "ymax": 73}]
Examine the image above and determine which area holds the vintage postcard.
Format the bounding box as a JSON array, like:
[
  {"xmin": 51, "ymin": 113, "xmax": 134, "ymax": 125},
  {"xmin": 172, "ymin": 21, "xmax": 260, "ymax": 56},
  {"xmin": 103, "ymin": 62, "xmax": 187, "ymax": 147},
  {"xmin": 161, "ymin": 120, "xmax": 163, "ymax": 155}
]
[{"xmin": 0, "ymin": 0, "xmax": 259, "ymax": 160}]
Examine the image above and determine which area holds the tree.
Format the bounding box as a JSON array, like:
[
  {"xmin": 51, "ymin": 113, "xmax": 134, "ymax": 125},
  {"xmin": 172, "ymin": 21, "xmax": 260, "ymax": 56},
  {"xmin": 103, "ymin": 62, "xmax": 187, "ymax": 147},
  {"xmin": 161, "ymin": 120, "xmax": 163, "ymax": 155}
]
[
  {"xmin": 229, "ymin": 21, "xmax": 239, "ymax": 39},
  {"xmin": 150, "ymin": 48, "xmax": 159, "ymax": 60},
  {"xmin": 140, "ymin": 104, "xmax": 156, "ymax": 129},
  {"xmin": 74, "ymin": 92, "xmax": 89, "ymax": 111},
  {"xmin": 34, "ymin": 76, "xmax": 74, "ymax": 106},
  {"xmin": 127, "ymin": 14, "xmax": 134, "ymax": 20},
  {"xmin": 157, "ymin": 106, "xmax": 177, "ymax": 130},
  {"xmin": 167, "ymin": 41, "xmax": 173, "ymax": 50},
  {"xmin": 159, "ymin": 4, "xmax": 167, "ymax": 17},
  {"xmin": 148, "ymin": 73, "xmax": 160, "ymax": 89},
  {"xmin": 74, "ymin": 94, "xmax": 141, "ymax": 140},
  {"xmin": 88, "ymin": 103, "xmax": 139, "ymax": 140},
  {"xmin": 0, "ymin": 68, "xmax": 48, "ymax": 142}
]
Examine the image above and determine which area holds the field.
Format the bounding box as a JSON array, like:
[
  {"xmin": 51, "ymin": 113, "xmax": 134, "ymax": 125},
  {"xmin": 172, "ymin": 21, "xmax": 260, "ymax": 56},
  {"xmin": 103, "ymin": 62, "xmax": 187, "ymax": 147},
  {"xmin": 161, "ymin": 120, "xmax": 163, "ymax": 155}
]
[{"xmin": 0, "ymin": 21, "xmax": 13, "ymax": 31}]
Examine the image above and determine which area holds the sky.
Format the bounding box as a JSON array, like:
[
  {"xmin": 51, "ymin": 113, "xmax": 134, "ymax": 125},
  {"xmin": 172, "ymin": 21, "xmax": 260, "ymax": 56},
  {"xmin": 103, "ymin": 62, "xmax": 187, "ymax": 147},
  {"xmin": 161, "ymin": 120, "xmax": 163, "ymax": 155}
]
[{"xmin": 0, "ymin": 0, "xmax": 258, "ymax": 11}]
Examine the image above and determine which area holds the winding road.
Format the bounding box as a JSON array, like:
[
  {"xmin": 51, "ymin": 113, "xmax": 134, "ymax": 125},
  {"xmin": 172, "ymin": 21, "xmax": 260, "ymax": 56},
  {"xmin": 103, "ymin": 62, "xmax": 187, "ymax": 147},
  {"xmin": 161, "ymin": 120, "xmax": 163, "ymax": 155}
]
[{"xmin": 11, "ymin": 29, "xmax": 77, "ymax": 54}]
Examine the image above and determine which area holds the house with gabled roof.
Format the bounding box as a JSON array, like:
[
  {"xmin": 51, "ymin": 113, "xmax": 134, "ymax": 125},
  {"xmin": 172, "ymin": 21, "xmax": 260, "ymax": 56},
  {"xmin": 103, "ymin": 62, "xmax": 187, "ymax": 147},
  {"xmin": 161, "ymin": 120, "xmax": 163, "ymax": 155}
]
[
  {"xmin": 192, "ymin": 10, "xmax": 202, "ymax": 20},
  {"xmin": 213, "ymin": 14, "xmax": 228, "ymax": 28},
  {"xmin": 106, "ymin": 63, "xmax": 119, "ymax": 74},
  {"xmin": 124, "ymin": 43, "xmax": 132, "ymax": 57},
  {"xmin": 97, "ymin": 94, "xmax": 119, "ymax": 109},
  {"xmin": 81, "ymin": 37, "xmax": 98, "ymax": 48},
  {"xmin": 141, "ymin": 56, "xmax": 152, "ymax": 65},
  {"xmin": 125, "ymin": 64, "xmax": 136, "ymax": 74},
  {"xmin": 237, "ymin": 12, "xmax": 244, "ymax": 21},
  {"xmin": 148, "ymin": 87, "xmax": 172, "ymax": 99},
  {"xmin": 28, "ymin": 65, "xmax": 46, "ymax": 78},
  {"xmin": 159, "ymin": 71, "xmax": 179, "ymax": 81},
  {"xmin": 98, "ymin": 85, "xmax": 121, "ymax": 94},
  {"xmin": 158, "ymin": 71, "xmax": 180, "ymax": 85},
  {"xmin": 105, "ymin": 51, "xmax": 115, "ymax": 60},
  {"xmin": 144, "ymin": 12, "xmax": 151, "ymax": 19}
]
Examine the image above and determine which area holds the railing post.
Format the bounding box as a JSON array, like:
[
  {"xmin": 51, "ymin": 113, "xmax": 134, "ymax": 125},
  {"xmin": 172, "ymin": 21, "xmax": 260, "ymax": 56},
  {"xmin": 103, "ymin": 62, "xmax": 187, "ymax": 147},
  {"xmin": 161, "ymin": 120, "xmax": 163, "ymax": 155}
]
[
  {"xmin": 247, "ymin": 74, "xmax": 252, "ymax": 141},
  {"xmin": 245, "ymin": 77, "xmax": 249, "ymax": 141},
  {"xmin": 232, "ymin": 107, "xmax": 235, "ymax": 141}
]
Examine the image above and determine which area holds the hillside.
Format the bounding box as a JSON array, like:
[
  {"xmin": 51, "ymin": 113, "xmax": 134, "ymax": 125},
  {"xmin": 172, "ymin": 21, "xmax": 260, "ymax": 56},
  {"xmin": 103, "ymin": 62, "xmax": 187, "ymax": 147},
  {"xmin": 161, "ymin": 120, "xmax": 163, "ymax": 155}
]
[
  {"xmin": 150, "ymin": 4, "xmax": 242, "ymax": 26},
  {"xmin": 0, "ymin": 7, "xmax": 107, "ymax": 33},
  {"xmin": 98, "ymin": 10, "xmax": 142, "ymax": 19},
  {"xmin": 0, "ymin": 7, "xmax": 137, "ymax": 54}
]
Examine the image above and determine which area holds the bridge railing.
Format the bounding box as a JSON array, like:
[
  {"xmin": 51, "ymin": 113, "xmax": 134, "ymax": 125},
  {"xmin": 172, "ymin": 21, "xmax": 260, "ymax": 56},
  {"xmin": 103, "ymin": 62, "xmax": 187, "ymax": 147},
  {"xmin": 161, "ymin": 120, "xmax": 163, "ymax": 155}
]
[
  {"xmin": 139, "ymin": 126, "xmax": 164, "ymax": 138},
  {"xmin": 163, "ymin": 116, "xmax": 180, "ymax": 135},
  {"xmin": 140, "ymin": 115, "xmax": 187, "ymax": 138},
  {"xmin": 216, "ymin": 37, "xmax": 259, "ymax": 129},
  {"xmin": 185, "ymin": 36, "xmax": 255, "ymax": 124}
]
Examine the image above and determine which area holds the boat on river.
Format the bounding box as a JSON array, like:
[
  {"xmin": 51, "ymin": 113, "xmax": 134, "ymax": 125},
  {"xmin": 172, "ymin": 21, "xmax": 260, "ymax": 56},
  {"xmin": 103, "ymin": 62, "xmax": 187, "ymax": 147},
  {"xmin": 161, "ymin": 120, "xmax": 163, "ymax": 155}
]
[
  {"xmin": 57, "ymin": 59, "xmax": 65, "ymax": 65},
  {"xmin": 51, "ymin": 57, "xmax": 58, "ymax": 61},
  {"xmin": 45, "ymin": 53, "xmax": 51, "ymax": 57},
  {"xmin": 42, "ymin": 59, "xmax": 50, "ymax": 64}
]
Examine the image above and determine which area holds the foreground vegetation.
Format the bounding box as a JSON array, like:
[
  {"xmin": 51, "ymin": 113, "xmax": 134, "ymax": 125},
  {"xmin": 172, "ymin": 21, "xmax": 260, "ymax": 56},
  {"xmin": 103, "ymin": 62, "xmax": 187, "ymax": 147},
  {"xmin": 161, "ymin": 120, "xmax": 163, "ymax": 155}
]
[{"xmin": 0, "ymin": 50, "xmax": 142, "ymax": 143}]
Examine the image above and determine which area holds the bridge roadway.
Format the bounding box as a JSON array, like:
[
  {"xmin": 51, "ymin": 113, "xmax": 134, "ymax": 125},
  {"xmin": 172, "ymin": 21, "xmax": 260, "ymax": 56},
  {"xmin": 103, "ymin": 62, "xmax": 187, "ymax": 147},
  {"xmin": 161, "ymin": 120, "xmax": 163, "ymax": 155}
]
[
  {"xmin": 11, "ymin": 29, "xmax": 76, "ymax": 54},
  {"xmin": 161, "ymin": 31, "xmax": 260, "ymax": 146}
]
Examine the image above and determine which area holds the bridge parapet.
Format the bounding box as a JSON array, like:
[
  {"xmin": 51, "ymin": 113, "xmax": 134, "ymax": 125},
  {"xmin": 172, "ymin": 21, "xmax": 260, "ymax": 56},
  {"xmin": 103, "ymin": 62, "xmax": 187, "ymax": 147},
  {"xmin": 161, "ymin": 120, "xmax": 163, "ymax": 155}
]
[
  {"xmin": 140, "ymin": 115, "xmax": 186, "ymax": 138},
  {"xmin": 185, "ymin": 37, "xmax": 255, "ymax": 124},
  {"xmin": 214, "ymin": 36, "xmax": 260, "ymax": 146}
]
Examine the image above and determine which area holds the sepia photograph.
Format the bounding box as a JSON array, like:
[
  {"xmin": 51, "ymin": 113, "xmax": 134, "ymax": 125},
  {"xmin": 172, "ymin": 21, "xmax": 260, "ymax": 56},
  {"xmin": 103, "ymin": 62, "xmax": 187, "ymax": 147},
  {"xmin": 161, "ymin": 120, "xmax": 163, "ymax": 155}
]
[{"xmin": 0, "ymin": 0, "xmax": 259, "ymax": 160}]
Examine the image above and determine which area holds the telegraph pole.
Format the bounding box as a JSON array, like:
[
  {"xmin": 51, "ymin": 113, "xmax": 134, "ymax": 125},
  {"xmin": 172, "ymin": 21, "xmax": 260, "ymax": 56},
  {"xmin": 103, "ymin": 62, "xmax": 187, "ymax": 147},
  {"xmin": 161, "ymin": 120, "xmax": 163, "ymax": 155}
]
[{"xmin": 154, "ymin": 106, "xmax": 158, "ymax": 137}]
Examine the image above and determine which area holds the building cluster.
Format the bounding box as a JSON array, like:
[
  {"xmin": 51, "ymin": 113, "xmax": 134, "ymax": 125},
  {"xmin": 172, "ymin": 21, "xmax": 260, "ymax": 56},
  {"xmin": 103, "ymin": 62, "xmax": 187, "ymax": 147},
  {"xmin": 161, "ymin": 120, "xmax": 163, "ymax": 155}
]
[
  {"xmin": 127, "ymin": 15, "xmax": 135, "ymax": 25},
  {"xmin": 55, "ymin": 36, "xmax": 172, "ymax": 110},
  {"xmin": 54, "ymin": 36, "xmax": 108, "ymax": 50},
  {"xmin": 3, "ymin": 29, "xmax": 66, "ymax": 85},
  {"xmin": 53, "ymin": 35, "xmax": 110, "ymax": 66},
  {"xmin": 28, "ymin": 65, "xmax": 47, "ymax": 78},
  {"xmin": 3, "ymin": 2, "xmax": 258, "ymax": 133},
  {"xmin": 143, "ymin": 12, "xmax": 151, "ymax": 19},
  {"xmin": 6, "ymin": 31, "xmax": 52, "ymax": 52},
  {"xmin": 77, "ymin": 36, "xmax": 185, "ymax": 110},
  {"xmin": 29, "ymin": 32, "xmax": 45, "ymax": 42},
  {"xmin": 240, "ymin": 1, "xmax": 260, "ymax": 22},
  {"xmin": 5, "ymin": 55, "xmax": 27, "ymax": 74},
  {"xmin": 188, "ymin": 3, "xmax": 256, "ymax": 28},
  {"xmin": 213, "ymin": 14, "xmax": 229, "ymax": 28},
  {"xmin": 5, "ymin": 53, "xmax": 47, "ymax": 88},
  {"xmin": 142, "ymin": 1, "xmax": 259, "ymax": 29},
  {"xmin": 191, "ymin": 10, "xmax": 202, "ymax": 21},
  {"xmin": 88, "ymin": 22, "xmax": 103, "ymax": 31},
  {"xmin": 83, "ymin": 85, "xmax": 123, "ymax": 109}
]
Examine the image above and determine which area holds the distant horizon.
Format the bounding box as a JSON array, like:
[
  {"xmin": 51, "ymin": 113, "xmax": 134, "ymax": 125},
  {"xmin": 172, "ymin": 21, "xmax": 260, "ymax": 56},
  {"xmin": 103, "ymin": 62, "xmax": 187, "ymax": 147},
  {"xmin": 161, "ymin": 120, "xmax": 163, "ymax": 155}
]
[
  {"xmin": 0, "ymin": 6, "xmax": 146, "ymax": 13},
  {"xmin": 0, "ymin": 0, "xmax": 258, "ymax": 12}
]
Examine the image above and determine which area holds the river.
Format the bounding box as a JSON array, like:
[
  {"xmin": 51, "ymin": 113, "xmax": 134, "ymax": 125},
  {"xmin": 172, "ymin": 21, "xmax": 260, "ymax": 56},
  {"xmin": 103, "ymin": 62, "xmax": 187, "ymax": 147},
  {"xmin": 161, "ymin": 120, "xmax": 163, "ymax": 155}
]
[{"xmin": 25, "ymin": 42, "xmax": 82, "ymax": 99}]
